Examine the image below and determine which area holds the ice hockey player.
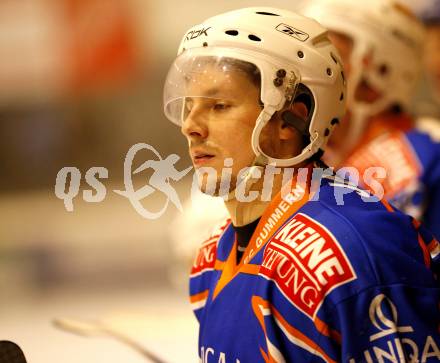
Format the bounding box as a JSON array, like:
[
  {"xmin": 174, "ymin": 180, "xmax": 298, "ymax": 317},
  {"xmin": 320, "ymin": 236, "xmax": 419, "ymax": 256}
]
[{"xmin": 163, "ymin": 7, "xmax": 440, "ymax": 362}]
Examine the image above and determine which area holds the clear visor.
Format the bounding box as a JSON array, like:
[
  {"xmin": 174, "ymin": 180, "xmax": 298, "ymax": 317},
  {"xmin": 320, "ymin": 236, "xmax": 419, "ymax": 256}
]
[
  {"xmin": 163, "ymin": 48, "xmax": 307, "ymax": 163},
  {"xmin": 163, "ymin": 51, "xmax": 263, "ymax": 125}
]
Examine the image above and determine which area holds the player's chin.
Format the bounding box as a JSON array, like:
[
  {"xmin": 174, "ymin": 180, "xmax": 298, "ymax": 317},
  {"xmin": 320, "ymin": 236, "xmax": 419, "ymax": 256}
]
[
  {"xmin": 199, "ymin": 175, "xmax": 237, "ymax": 196},
  {"xmin": 194, "ymin": 172, "xmax": 220, "ymax": 195}
]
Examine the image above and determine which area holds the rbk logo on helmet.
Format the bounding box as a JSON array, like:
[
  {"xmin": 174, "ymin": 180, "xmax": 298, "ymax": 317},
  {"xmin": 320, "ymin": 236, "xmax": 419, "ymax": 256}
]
[
  {"xmin": 185, "ymin": 27, "xmax": 211, "ymax": 41},
  {"xmin": 276, "ymin": 23, "xmax": 309, "ymax": 42}
]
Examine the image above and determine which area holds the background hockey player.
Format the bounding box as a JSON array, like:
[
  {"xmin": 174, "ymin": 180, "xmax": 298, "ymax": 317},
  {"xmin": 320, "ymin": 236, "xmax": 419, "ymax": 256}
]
[
  {"xmin": 412, "ymin": 0, "xmax": 440, "ymax": 121},
  {"xmin": 163, "ymin": 7, "xmax": 440, "ymax": 362},
  {"xmin": 301, "ymin": 0, "xmax": 440, "ymax": 238}
]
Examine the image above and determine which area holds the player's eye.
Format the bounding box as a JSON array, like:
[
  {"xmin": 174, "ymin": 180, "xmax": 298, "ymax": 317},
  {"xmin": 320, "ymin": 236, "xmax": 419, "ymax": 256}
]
[{"xmin": 213, "ymin": 102, "xmax": 231, "ymax": 111}]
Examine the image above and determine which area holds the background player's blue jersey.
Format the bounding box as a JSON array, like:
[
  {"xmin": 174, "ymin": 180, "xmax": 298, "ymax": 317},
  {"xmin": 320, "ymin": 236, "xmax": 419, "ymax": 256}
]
[
  {"xmin": 344, "ymin": 126, "xmax": 440, "ymax": 240},
  {"xmin": 403, "ymin": 128, "xmax": 440, "ymax": 239},
  {"xmin": 189, "ymin": 176, "xmax": 440, "ymax": 363}
]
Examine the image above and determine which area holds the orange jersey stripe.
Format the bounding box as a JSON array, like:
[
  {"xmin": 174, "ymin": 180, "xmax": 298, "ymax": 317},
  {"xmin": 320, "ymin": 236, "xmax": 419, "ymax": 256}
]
[
  {"xmin": 240, "ymin": 264, "xmax": 260, "ymax": 275},
  {"xmin": 190, "ymin": 289, "xmax": 209, "ymax": 304},
  {"xmin": 381, "ymin": 198, "xmax": 394, "ymax": 213},
  {"xmin": 272, "ymin": 308, "xmax": 338, "ymax": 363},
  {"xmin": 214, "ymin": 260, "xmax": 225, "ymax": 270},
  {"xmin": 252, "ymin": 296, "xmax": 338, "ymax": 363},
  {"xmin": 314, "ymin": 316, "xmax": 342, "ymax": 345},
  {"xmin": 417, "ymin": 233, "xmax": 431, "ymax": 268}
]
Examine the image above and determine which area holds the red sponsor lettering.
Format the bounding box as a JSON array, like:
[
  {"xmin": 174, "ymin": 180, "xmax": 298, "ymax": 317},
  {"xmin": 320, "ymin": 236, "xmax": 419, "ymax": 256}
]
[
  {"xmin": 190, "ymin": 219, "xmax": 229, "ymax": 277},
  {"xmin": 260, "ymin": 213, "xmax": 356, "ymax": 318},
  {"xmin": 191, "ymin": 240, "xmax": 217, "ymax": 276},
  {"xmin": 347, "ymin": 133, "xmax": 420, "ymax": 198}
]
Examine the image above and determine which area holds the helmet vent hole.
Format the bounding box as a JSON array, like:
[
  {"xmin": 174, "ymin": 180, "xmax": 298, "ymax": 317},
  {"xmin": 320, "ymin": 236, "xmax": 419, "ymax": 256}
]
[
  {"xmin": 330, "ymin": 52, "xmax": 338, "ymax": 64},
  {"xmin": 297, "ymin": 51, "xmax": 304, "ymax": 58},
  {"xmin": 326, "ymin": 68, "xmax": 332, "ymax": 76},
  {"xmin": 255, "ymin": 11, "xmax": 280, "ymax": 16},
  {"xmin": 340, "ymin": 93, "xmax": 344, "ymax": 101},
  {"xmin": 248, "ymin": 34, "xmax": 261, "ymax": 42},
  {"xmin": 225, "ymin": 30, "xmax": 239, "ymax": 36},
  {"xmin": 331, "ymin": 118, "xmax": 339, "ymax": 125},
  {"xmin": 341, "ymin": 71, "xmax": 346, "ymax": 84},
  {"xmin": 378, "ymin": 64, "xmax": 389, "ymax": 76}
]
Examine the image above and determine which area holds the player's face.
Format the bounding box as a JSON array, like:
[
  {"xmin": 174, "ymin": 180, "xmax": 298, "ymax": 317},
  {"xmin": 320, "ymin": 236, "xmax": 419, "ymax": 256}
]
[{"xmin": 181, "ymin": 65, "xmax": 261, "ymax": 194}]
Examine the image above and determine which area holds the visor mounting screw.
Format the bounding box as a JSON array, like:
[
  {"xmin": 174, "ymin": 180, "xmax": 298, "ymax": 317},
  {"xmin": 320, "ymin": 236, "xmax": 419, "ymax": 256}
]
[
  {"xmin": 273, "ymin": 78, "xmax": 283, "ymax": 87},
  {"xmin": 276, "ymin": 69, "xmax": 286, "ymax": 78},
  {"xmin": 297, "ymin": 51, "xmax": 304, "ymax": 58}
]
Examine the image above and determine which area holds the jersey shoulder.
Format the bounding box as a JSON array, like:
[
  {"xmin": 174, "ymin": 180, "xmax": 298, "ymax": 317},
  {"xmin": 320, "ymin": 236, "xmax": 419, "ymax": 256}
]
[
  {"xmin": 190, "ymin": 218, "xmax": 230, "ymax": 278},
  {"xmin": 189, "ymin": 218, "xmax": 231, "ymax": 317},
  {"xmin": 296, "ymin": 177, "xmax": 436, "ymax": 291}
]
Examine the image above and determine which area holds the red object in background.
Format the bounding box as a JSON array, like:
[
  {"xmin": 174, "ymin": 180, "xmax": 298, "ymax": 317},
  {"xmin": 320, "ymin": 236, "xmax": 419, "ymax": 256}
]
[{"xmin": 65, "ymin": 0, "xmax": 138, "ymax": 92}]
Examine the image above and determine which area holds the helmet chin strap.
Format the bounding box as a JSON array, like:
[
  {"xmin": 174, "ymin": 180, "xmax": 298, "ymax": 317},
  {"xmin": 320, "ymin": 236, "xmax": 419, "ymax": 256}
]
[
  {"xmin": 252, "ymin": 105, "xmax": 323, "ymax": 167},
  {"xmin": 344, "ymin": 79, "xmax": 394, "ymax": 154},
  {"xmin": 347, "ymin": 97, "xmax": 388, "ymax": 144},
  {"xmin": 223, "ymin": 104, "xmax": 318, "ymax": 226},
  {"xmin": 343, "ymin": 104, "xmax": 370, "ymax": 153},
  {"xmin": 220, "ymin": 107, "xmax": 277, "ymax": 226}
]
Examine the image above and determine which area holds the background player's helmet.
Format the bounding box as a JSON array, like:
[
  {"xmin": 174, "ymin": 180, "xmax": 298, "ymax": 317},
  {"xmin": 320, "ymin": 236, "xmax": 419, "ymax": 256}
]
[
  {"xmin": 300, "ymin": 0, "xmax": 425, "ymax": 147},
  {"xmin": 163, "ymin": 7, "xmax": 346, "ymax": 167}
]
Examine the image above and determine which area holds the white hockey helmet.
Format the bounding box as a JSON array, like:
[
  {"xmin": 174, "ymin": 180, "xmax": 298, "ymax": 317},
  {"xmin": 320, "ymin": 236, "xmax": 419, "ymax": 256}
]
[
  {"xmin": 301, "ymin": 0, "xmax": 425, "ymax": 146},
  {"xmin": 163, "ymin": 7, "xmax": 346, "ymax": 167}
]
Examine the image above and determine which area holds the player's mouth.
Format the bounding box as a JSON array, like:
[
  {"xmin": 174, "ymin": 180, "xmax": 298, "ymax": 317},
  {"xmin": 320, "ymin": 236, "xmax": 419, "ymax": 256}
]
[
  {"xmin": 192, "ymin": 150, "xmax": 215, "ymax": 166},
  {"xmin": 193, "ymin": 154, "xmax": 215, "ymax": 166}
]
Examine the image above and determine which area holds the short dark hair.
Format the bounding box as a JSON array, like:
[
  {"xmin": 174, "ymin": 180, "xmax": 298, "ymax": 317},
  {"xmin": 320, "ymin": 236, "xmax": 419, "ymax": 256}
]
[{"xmin": 218, "ymin": 58, "xmax": 261, "ymax": 87}]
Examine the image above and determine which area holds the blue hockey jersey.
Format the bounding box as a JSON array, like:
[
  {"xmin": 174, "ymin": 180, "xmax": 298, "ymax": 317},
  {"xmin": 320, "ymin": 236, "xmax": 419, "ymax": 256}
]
[
  {"xmin": 344, "ymin": 127, "xmax": 440, "ymax": 240},
  {"xmin": 189, "ymin": 173, "xmax": 440, "ymax": 363}
]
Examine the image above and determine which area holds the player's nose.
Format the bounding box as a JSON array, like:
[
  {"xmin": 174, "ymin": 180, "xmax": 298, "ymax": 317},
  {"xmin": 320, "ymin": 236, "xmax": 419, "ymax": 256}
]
[{"xmin": 181, "ymin": 106, "xmax": 208, "ymax": 140}]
